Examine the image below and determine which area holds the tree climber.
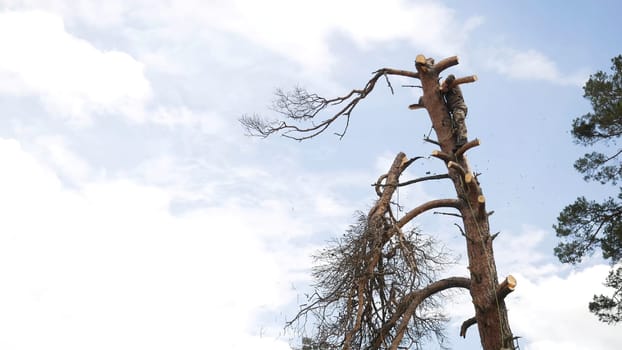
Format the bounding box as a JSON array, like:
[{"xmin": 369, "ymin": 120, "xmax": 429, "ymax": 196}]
[{"xmin": 440, "ymin": 74, "xmax": 468, "ymax": 148}]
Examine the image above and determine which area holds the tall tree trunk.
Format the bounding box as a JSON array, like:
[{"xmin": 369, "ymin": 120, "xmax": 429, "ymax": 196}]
[
  {"xmin": 415, "ymin": 55, "xmax": 515, "ymax": 350},
  {"xmin": 242, "ymin": 53, "xmax": 517, "ymax": 350}
]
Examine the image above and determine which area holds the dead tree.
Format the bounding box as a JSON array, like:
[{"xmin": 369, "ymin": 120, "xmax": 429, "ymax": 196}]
[
  {"xmin": 242, "ymin": 55, "xmax": 517, "ymax": 350},
  {"xmin": 288, "ymin": 154, "xmax": 470, "ymax": 350}
]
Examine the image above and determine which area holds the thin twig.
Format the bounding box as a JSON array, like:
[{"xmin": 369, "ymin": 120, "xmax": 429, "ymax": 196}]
[
  {"xmin": 433, "ymin": 211, "xmax": 462, "ymax": 218},
  {"xmin": 398, "ymin": 174, "xmax": 451, "ymax": 187},
  {"xmin": 384, "ymin": 74, "xmax": 395, "ymax": 95},
  {"xmin": 423, "ymin": 137, "xmax": 440, "ymax": 146}
]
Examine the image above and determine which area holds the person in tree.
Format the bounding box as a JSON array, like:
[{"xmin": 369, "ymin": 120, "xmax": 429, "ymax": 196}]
[{"xmin": 441, "ymin": 74, "xmax": 468, "ymax": 147}]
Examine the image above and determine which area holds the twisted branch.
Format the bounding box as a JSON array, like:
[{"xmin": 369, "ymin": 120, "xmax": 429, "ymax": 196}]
[{"xmin": 240, "ymin": 69, "xmax": 419, "ymax": 140}]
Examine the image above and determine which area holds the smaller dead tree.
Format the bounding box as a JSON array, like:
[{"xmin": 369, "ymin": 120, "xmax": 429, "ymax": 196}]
[{"xmin": 288, "ymin": 153, "xmax": 469, "ymax": 349}]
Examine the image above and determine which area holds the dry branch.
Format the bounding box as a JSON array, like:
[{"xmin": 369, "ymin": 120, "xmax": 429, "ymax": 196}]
[
  {"xmin": 434, "ymin": 56, "xmax": 459, "ymax": 73},
  {"xmin": 397, "ymin": 199, "xmax": 461, "ymax": 228},
  {"xmin": 388, "ymin": 277, "xmax": 471, "ymax": 349},
  {"xmin": 424, "ymin": 137, "xmax": 441, "ymax": 146},
  {"xmin": 444, "ymin": 75, "xmax": 478, "ymax": 90},
  {"xmin": 460, "ymin": 317, "xmax": 477, "ymax": 338},
  {"xmin": 431, "ymin": 150, "xmax": 452, "ymax": 163},
  {"xmin": 408, "ymin": 103, "xmax": 425, "ymax": 110},
  {"xmin": 288, "ymin": 151, "xmax": 472, "ymax": 350},
  {"xmin": 397, "ymin": 174, "xmax": 451, "ymax": 187},
  {"xmin": 455, "ymin": 138, "xmax": 481, "ymax": 158},
  {"xmin": 240, "ymin": 68, "xmax": 420, "ymax": 140},
  {"xmin": 401, "ymin": 156, "xmax": 424, "ymax": 171},
  {"xmin": 497, "ymin": 275, "xmax": 517, "ymax": 300},
  {"xmin": 375, "ymin": 173, "xmax": 450, "ymax": 189},
  {"xmin": 371, "ymin": 276, "xmax": 471, "ymax": 349},
  {"xmin": 434, "ymin": 211, "xmax": 463, "ymax": 218}
]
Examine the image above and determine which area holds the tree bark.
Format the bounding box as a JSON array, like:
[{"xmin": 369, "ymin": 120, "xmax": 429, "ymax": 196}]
[{"xmin": 414, "ymin": 55, "xmax": 515, "ymax": 350}]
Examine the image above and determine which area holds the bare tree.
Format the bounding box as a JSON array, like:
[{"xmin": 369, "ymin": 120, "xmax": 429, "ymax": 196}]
[{"xmin": 242, "ymin": 55, "xmax": 517, "ymax": 350}]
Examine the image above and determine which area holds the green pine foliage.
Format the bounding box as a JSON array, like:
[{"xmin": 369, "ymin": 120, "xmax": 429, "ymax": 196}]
[{"xmin": 555, "ymin": 55, "xmax": 622, "ymax": 324}]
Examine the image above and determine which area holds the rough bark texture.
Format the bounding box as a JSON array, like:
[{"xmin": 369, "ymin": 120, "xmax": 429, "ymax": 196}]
[{"xmin": 414, "ymin": 55, "xmax": 515, "ymax": 349}]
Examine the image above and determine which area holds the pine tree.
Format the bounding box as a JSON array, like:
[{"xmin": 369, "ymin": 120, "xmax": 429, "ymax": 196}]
[{"xmin": 554, "ymin": 55, "xmax": 622, "ymax": 324}]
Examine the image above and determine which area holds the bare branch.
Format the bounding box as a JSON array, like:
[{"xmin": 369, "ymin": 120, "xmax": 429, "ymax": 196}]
[
  {"xmin": 431, "ymin": 149, "xmax": 452, "ymax": 163},
  {"xmin": 291, "ymin": 213, "xmax": 460, "ymax": 350},
  {"xmin": 398, "ymin": 174, "xmax": 451, "ymax": 187},
  {"xmin": 434, "ymin": 56, "xmax": 459, "ymax": 73},
  {"xmin": 397, "ymin": 199, "xmax": 462, "ymax": 228},
  {"xmin": 289, "ymin": 149, "xmax": 468, "ymax": 350},
  {"xmin": 453, "ymin": 222, "xmax": 466, "ymax": 236},
  {"xmin": 421, "ymin": 276, "xmax": 471, "ymax": 295},
  {"xmin": 408, "ymin": 103, "xmax": 425, "ymax": 110},
  {"xmin": 371, "ymin": 276, "xmax": 470, "ymax": 350},
  {"xmin": 455, "ymin": 138, "xmax": 481, "ymax": 158},
  {"xmin": 238, "ymin": 114, "xmax": 284, "ymax": 138},
  {"xmin": 497, "ymin": 275, "xmax": 517, "ymax": 301},
  {"xmin": 376, "ymin": 68, "xmax": 421, "ymax": 80},
  {"xmin": 384, "ymin": 73, "xmax": 395, "ymax": 95},
  {"xmin": 401, "ymin": 156, "xmax": 424, "ymax": 172},
  {"xmin": 433, "ymin": 211, "xmax": 463, "ymax": 218},
  {"xmin": 443, "ymin": 75, "xmax": 478, "ymax": 90},
  {"xmin": 388, "ymin": 277, "xmax": 471, "ymax": 349},
  {"xmin": 460, "ymin": 317, "xmax": 477, "ymax": 338},
  {"xmin": 240, "ymin": 69, "xmax": 420, "ymax": 140},
  {"xmin": 423, "ymin": 137, "xmax": 441, "ymax": 146}
]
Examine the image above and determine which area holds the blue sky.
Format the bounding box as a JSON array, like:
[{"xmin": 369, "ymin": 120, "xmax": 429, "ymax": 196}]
[{"xmin": 0, "ymin": 1, "xmax": 621, "ymax": 349}]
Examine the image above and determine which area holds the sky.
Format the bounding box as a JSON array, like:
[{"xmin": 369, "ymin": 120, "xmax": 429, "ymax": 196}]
[{"xmin": 0, "ymin": 0, "xmax": 621, "ymax": 349}]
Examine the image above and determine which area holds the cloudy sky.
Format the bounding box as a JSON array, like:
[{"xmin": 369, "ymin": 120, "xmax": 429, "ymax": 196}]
[{"xmin": 0, "ymin": 1, "xmax": 621, "ymax": 349}]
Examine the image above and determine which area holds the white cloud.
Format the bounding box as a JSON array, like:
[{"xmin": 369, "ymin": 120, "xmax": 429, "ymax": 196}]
[
  {"xmin": 509, "ymin": 266, "xmax": 622, "ymax": 350},
  {"xmin": 487, "ymin": 227, "xmax": 622, "ymax": 348},
  {"xmin": 149, "ymin": 106, "xmax": 226, "ymax": 133},
  {"xmin": 0, "ymin": 11, "xmax": 151, "ymax": 124},
  {"xmin": 127, "ymin": 150, "xmax": 367, "ymax": 237},
  {"xmin": 197, "ymin": 0, "xmax": 482, "ymax": 72},
  {"xmin": 1, "ymin": 1, "xmax": 482, "ymax": 74},
  {"xmin": 494, "ymin": 225, "xmax": 564, "ymax": 280},
  {"xmin": 0, "ymin": 137, "xmax": 307, "ymax": 349},
  {"xmin": 482, "ymin": 48, "xmax": 588, "ymax": 86},
  {"xmin": 0, "ymin": 0, "xmax": 130, "ymax": 28},
  {"xmin": 32, "ymin": 135, "xmax": 92, "ymax": 184}
]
